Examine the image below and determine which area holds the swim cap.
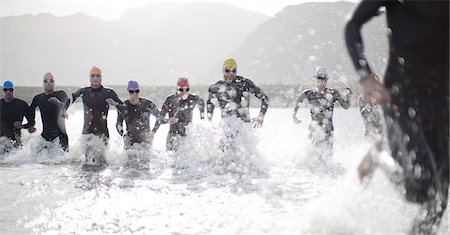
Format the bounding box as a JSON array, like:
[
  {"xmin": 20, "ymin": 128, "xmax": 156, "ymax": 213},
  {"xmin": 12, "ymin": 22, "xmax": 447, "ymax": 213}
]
[
  {"xmin": 223, "ymin": 57, "xmax": 237, "ymax": 69},
  {"xmin": 177, "ymin": 77, "xmax": 189, "ymax": 87},
  {"xmin": 127, "ymin": 80, "xmax": 139, "ymax": 91},
  {"xmin": 3, "ymin": 81, "xmax": 14, "ymax": 89},
  {"xmin": 90, "ymin": 66, "xmax": 102, "ymax": 75},
  {"xmin": 314, "ymin": 66, "xmax": 328, "ymax": 77}
]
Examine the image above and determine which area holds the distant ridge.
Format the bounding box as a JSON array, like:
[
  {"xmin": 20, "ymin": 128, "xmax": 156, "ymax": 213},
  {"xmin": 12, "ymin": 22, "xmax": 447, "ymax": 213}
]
[
  {"xmin": 1, "ymin": 1, "xmax": 387, "ymax": 87},
  {"xmin": 0, "ymin": 2, "xmax": 269, "ymax": 86},
  {"xmin": 217, "ymin": 1, "xmax": 388, "ymax": 86}
]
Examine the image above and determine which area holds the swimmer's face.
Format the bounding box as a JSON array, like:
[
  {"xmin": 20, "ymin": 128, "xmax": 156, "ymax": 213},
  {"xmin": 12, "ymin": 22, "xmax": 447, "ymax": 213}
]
[
  {"xmin": 90, "ymin": 73, "xmax": 102, "ymax": 87},
  {"xmin": 3, "ymin": 87, "xmax": 14, "ymax": 100},
  {"xmin": 128, "ymin": 89, "xmax": 140, "ymax": 99},
  {"xmin": 315, "ymin": 74, "xmax": 328, "ymax": 90},
  {"xmin": 223, "ymin": 67, "xmax": 237, "ymax": 83},
  {"xmin": 43, "ymin": 73, "xmax": 55, "ymax": 91}
]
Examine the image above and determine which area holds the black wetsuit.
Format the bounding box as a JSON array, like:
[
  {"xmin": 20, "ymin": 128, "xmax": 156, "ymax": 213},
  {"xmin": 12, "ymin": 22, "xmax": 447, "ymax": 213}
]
[
  {"xmin": 0, "ymin": 98, "xmax": 30, "ymax": 148},
  {"xmin": 346, "ymin": 1, "xmax": 449, "ymax": 233},
  {"xmin": 72, "ymin": 86, "xmax": 123, "ymax": 140},
  {"xmin": 358, "ymin": 96, "xmax": 384, "ymax": 137},
  {"xmin": 116, "ymin": 98, "xmax": 159, "ymax": 146},
  {"xmin": 28, "ymin": 91, "xmax": 70, "ymax": 151},
  {"xmin": 153, "ymin": 93, "xmax": 205, "ymax": 151},
  {"xmin": 293, "ymin": 88, "xmax": 350, "ymax": 154},
  {"xmin": 207, "ymin": 76, "xmax": 269, "ymax": 122}
]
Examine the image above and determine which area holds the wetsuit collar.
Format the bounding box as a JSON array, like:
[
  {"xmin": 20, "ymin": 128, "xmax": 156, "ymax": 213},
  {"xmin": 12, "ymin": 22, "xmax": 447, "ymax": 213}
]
[
  {"xmin": 4, "ymin": 97, "xmax": 14, "ymax": 103},
  {"xmin": 90, "ymin": 85, "xmax": 103, "ymax": 90},
  {"xmin": 224, "ymin": 76, "xmax": 240, "ymax": 84},
  {"xmin": 44, "ymin": 90, "xmax": 54, "ymax": 95},
  {"xmin": 316, "ymin": 87, "xmax": 326, "ymax": 93},
  {"xmin": 129, "ymin": 97, "xmax": 140, "ymax": 105}
]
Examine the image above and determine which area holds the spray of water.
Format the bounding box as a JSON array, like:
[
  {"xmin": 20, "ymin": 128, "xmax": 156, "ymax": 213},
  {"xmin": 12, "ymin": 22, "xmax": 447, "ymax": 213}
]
[{"xmin": 0, "ymin": 109, "xmax": 448, "ymax": 234}]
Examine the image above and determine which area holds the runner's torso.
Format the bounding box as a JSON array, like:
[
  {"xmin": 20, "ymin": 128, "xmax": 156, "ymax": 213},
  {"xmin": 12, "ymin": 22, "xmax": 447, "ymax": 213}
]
[
  {"xmin": 122, "ymin": 98, "xmax": 158, "ymax": 138},
  {"xmin": 208, "ymin": 76, "xmax": 268, "ymax": 122},
  {"xmin": 161, "ymin": 93, "xmax": 204, "ymax": 135},
  {"xmin": 0, "ymin": 98, "xmax": 29, "ymax": 140},
  {"xmin": 30, "ymin": 91, "xmax": 69, "ymax": 139},
  {"xmin": 299, "ymin": 88, "xmax": 348, "ymax": 132},
  {"xmin": 72, "ymin": 86, "xmax": 122, "ymax": 137}
]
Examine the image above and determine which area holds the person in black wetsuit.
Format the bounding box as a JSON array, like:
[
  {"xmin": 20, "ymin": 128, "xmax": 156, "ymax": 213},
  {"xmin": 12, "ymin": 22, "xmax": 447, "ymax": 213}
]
[
  {"xmin": 0, "ymin": 81, "xmax": 34, "ymax": 151},
  {"xmin": 153, "ymin": 77, "xmax": 205, "ymax": 151},
  {"xmin": 27, "ymin": 72, "xmax": 70, "ymax": 151},
  {"xmin": 358, "ymin": 74, "xmax": 384, "ymax": 138},
  {"xmin": 114, "ymin": 80, "xmax": 159, "ymax": 149},
  {"xmin": 345, "ymin": 1, "xmax": 449, "ymax": 234},
  {"xmin": 292, "ymin": 66, "xmax": 352, "ymax": 160},
  {"xmin": 70, "ymin": 66, "xmax": 123, "ymax": 164},
  {"xmin": 207, "ymin": 57, "xmax": 269, "ymax": 128},
  {"xmin": 359, "ymin": 97, "xmax": 384, "ymax": 138},
  {"xmin": 207, "ymin": 58, "xmax": 269, "ymax": 155}
]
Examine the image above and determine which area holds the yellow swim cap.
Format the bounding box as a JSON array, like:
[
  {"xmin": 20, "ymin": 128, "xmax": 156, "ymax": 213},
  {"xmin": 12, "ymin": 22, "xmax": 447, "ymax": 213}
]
[{"xmin": 223, "ymin": 57, "xmax": 237, "ymax": 69}]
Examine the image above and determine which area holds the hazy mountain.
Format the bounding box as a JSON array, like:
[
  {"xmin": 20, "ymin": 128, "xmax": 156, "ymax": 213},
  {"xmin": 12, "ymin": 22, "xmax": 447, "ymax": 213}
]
[
  {"xmin": 1, "ymin": 1, "xmax": 388, "ymax": 88},
  {"xmin": 221, "ymin": 1, "xmax": 388, "ymax": 86},
  {"xmin": 0, "ymin": 2, "xmax": 269, "ymax": 86}
]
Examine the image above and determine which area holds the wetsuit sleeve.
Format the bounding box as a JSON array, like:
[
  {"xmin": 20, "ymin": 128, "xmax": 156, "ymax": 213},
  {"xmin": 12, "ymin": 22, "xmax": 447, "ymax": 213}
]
[
  {"xmin": 23, "ymin": 96, "xmax": 37, "ymax": 128},
  {"xmin": 56, "ymin": 91, "xmax": 70, "ymax": 110},
  {"xmin": 110, "ymin": 90, "xmax": 124, "ymax": 105},
  {"xmin": 206, "ymin": 85, "xmax": 216, "ymax": 120},
  {"xmin": 109, "ymin": 89, "xmax": 125, "ymax": 112},
  {"xmin": 358, "ymin": 96, "xmax": 366, "ymax": 111},
  {"xmin": 148, "ymin": 101, "xmax": 159, "ymax": 118},
  {"xmin": 64, "ymin": 98, "xmax": 70, "ymax": 109},
  {"xmin": 293, "ymin": 92, "xmax": 306, "ymax": 117},
  {"xmin": 152, "ymin": 98, "xmax": 170, "ymax": 133},
  {"xmin": 115, "ymin": 103, "xmax": 126, "ymax": 113},
  {"xmin": 147, "ymin": 101, "xmax": 159, "ymax": 132},
  {"xmin": 20, "ymin": 101, "xmax": 33, "ymax": 129},
  {"xmin": 195, "ymin": 95, "xmax": 205, "ymax": 120},
  {"xmin": 116, "ymin": 110, "xmax": 124, "ymax": 136},
  {"xmin": 345, "ymin": 0, "xmax": 385, "ymax": 78},
  {"xmin": 245, "ymin": 80, "xmax": 269, "ymax": 117},
  {"xmin": 71, "ymin": 88, "xmax": 83, "ymax": 105},
  {"xmin": 334, "ymin": 90, "xmax": 351, "ymax": 109}
]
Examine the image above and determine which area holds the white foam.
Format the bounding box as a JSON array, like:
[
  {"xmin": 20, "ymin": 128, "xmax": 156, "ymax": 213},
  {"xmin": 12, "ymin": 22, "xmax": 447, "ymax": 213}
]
[{"xmin": 0, "ymin": 108, "xmax": 447, "ymax": 234}]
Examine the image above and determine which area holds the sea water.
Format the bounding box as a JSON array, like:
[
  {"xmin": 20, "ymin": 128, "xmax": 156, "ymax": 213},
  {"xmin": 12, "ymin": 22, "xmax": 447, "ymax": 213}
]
[{"xmin": 0, "ymin": 107, "xmax": 448, "ymax": 234}]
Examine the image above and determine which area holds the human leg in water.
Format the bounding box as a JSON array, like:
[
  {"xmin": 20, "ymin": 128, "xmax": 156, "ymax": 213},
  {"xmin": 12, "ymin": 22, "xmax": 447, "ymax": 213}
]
[
  {"xmin": 385, "ymin": 92, "xmax": 448, "ymax": 234},
  {"xmin": 83, "ymin": 134, "xmax": 108, "ymax": 166}
]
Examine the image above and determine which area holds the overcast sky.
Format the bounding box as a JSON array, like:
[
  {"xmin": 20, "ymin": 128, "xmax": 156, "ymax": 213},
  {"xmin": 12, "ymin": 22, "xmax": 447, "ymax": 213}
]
[{"xmin": 0, "ymin": 0, "xmax": 355, "ymax": 20}]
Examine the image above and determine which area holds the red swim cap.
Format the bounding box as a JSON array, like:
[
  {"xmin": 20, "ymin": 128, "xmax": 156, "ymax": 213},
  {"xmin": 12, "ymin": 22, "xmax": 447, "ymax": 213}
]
[{"xmin": 177, "ymin": 77, "xmax": 189, "ymax": 87}]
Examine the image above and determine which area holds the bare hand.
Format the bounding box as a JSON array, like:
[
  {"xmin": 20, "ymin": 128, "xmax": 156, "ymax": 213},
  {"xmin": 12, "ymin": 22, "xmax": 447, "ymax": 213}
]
[
  {"xmin": 28, "ymin": 127, "xmax": 37, "ymax": 133},
  {"xmin": 48, "ymin": 97, "xmax": 61, "ymax": 104},
  {"xmin": 105, "ymin": 98, "xmax": 118, "ymax": 107},
  {"xmin": 360, "ymin": 74, "xmax": 391, "ymax": 105},
  {"xmin": 60, "ymin": 109, "xmax": 69, "ymax": 119},
  {"xmin": 207, "ymin": 113, "xmax": 213, "ymax": 122},
  {"xmin": 357, "ymin": 139, "xmax": 383, "ymax": 183},
  {"xmin": 123, "ymin": 134, "xmax": 132, "ymax": 148},
  {"xmin": 13, "ymin": 121, "xmax": 22, "ymax": 129},
  {"xmin": 169, "ymin": 117, "xmax": 179, "ymax": 125},
  {"xmin": 293, "ymin": 116, "xmax": 302, "ymax": 125},
  {"xmin": 251, "ymin": 116, "xmax": 264, "ymax": 128},
  {"xmin": 345, "ymin": 87, "xmax": 353, "ymax": 100}
]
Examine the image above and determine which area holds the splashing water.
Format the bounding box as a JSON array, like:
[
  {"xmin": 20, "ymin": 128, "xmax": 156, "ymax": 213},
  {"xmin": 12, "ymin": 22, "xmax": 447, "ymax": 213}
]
[{"xmin": 0, "ymin": 108, "xmax": 448, "ymax": 234}]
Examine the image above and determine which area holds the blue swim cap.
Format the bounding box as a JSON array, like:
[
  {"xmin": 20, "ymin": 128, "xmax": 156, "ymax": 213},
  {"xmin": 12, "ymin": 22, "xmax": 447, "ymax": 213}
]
[
  {"xmin": 314, "ymin": 66, "xmax": 328, "ymax": 77},
  {"xmin": 3, "ymin": 81, "xmax": 14, "ymax": 89},
  {"xmin": 127, "ymin": 80, "xmax": 139, "ymax": 91}
]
